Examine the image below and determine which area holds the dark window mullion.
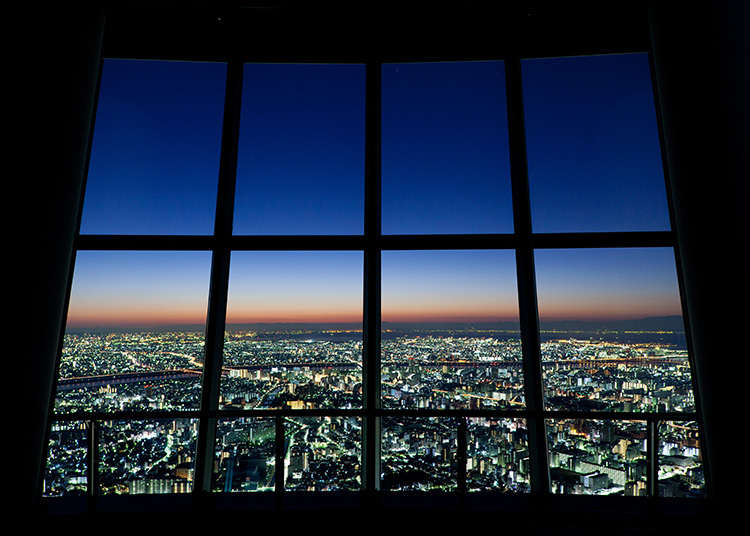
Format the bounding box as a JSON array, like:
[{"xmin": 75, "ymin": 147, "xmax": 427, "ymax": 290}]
[
  {"xmin": 648, "ymin": 49, "xmax": 711, "ymax": 497},
  {"xmin": 457, "ymin": 417, "xmax": 468, "ymax": 494},
  {"xmin": 648, "ymin": 419, "xmax": 658, "ymax": 497},
  {"xmin": 193, "ymin": 59, "xmax": 243, "ymax": 494},
  {"xmin": 362, "ymin": 60, "xmax": 382, "ymax": 495},
  {"xmin": 275, "ymin": 416, "xmax": 285, "ymax": 497},
  {"xmin": 505, "ymin": 56, "xmax": 550, "ymax": 495},
  {"xmin": 87, "ymin": 419, "xmax": 99, "ymax": 500}
]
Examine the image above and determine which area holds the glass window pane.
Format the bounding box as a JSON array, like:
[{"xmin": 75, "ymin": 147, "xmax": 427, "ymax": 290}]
[
  {"xmin": 213, "ymin": 418, "xmax": 276, "ymax": 492},
  {"xmin": 282, "ymin": 417, "xmax": 361, "ymax": 491},
  {"xmin": 98, "ymin": 419, "xmax": 199, "ymax": 495},
  {"xmin": 81, "ymin": 59, "xmax": 226, "ymax": 235},
  {"xmin": 381, "ymin": 417, "xmax": 458, "ymax": 491},
  {"xmin": 466, "ymin": 418, "xmax": 530, "ymax": 493},
  {"xmin": 382, "ymin": 61, "xmax": 514, "ymax": 234},
  {"xmin": 381, "ymin": 251, "xmax": 523, "ymax": 409},
  {"xmin": 523, "ymin": 53, "xmax": 671, "ymax": 232},
  {"xmin": 546, "ymin": 419, "xmax": 648, "ymax": 496},
  {"xmin": 535, "ymin": 248, "xmax": 695, "ymax": 412},
  {"xmin": 221, "ymin": 252, "xmax": 363, "ymax": 409},
  {"xmin": 43, "ymin": 421, "xmax": 89, "ymax": 497},
  {"xmin": 53, "ymin": 251, "xmax": 211, "ymax": 414},
  {"xmin": 658, "ymin": 421, "xmax": 705, "ymax": 498},
  {"xmin": 234, "ymin": 64, "xmax": 365, "ymax": 235}
]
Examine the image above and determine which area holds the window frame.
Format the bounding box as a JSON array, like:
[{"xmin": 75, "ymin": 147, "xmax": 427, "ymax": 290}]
[{"xmin": 41, "ymin": 45, "xmax": 709, "ymax": 506}]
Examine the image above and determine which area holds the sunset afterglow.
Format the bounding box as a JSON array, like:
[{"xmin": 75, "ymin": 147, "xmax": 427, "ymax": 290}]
[{"xmin": 66, "ymin": 56, "xmax": 682, "ymax": 329}]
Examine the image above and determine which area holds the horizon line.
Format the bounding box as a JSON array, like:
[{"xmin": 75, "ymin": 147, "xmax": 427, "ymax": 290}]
[{"xmin": 65, "ymin": 314, "xmax": 684, "ymax": 330}]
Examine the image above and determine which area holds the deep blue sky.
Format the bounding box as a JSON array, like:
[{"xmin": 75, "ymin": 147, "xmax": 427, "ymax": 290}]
[
  {"xmin": 234, "ymin": 64, "xmax": 365, "ymax": 235},
  {"xmin": 382, "ymin": 61, "xmax": 514, "ymax": 234},
  {"xmin": 71, "ymin": 55, "xmax": 682, "ymax": 326},
  {"xmin": 523, "ymin": 54, "xmax": 670, "ymax": 232},
  {"xmin": 81, "ymin": 60, "xmax": 226, "ymax": 235}
]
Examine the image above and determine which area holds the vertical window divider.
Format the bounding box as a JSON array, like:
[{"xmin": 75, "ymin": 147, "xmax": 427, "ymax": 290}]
[
  {"xmin": 457, "ymin": 417, "xmax": 468, "ymax": 494},
  {"xmin": 362, "ymin": 60, "xmax": 382, "ymax": 497},
  {"xmin": 193, "ymin": 59, "xmax": 243, "ymax": 495},
  {"xmin": 505, "ymin": 56, "xmax": 550, "ymax": 495},
  {"xmin": 275, "ymin": 416, "xmax": 285, "ymax": 499},
  {"xmin": 87, "ymin": 419, "xmax": 99, "ymax": 502},
  {"xmin": 648, "ymin": 419, "xmax": 658, "ymax": 497}
]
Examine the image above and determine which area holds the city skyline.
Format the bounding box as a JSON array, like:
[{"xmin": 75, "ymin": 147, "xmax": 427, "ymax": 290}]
[{"xmin": 47, "ymin": 324, "xmax": 701, "ymax": 496}]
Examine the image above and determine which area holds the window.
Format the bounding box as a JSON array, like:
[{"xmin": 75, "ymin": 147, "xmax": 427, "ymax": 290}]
[{"xmin": 42, "ymin": 52, "xmax": 706, "ymax": 503}]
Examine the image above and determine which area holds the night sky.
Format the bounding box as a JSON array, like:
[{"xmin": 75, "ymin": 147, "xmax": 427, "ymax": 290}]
[{"xmin": 67, "ymin": 54, "xmax": 682, "ymax": 328}]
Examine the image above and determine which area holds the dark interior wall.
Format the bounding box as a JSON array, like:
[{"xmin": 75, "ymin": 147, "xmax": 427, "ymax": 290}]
[
  {"xmin": 28, "ymin": 8, "xmax": 105, "ymax": 509},
  {"xmin": 649, "ymin": 0, "xmax": 747, "ymax": 516},
  {"xmin": 28, "ymin": 2, "xmax": 746, "ymax": 524}
]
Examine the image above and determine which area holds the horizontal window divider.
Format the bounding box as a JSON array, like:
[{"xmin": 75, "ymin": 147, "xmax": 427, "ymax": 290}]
[
  {"xmin": 218, "ymin": 409, "xmax": 365, "ymax": 418},
  {"xmin": 229, "ymin": 235, "xmax": 366, "ymax": 250},
  {"xmin": 42, "ymin": 492, "xmax": 711, "ymax": 508},
  {"xmin": 49, "ymin": 409, "xmax": 698, "ymax": 422},
  {"xmin": 541, "ymin": 410, "xmax": 698, "ymax": 421},
  {"xmin": 75, "ymin": 235, "xmax": 215, "ymax": 250},
  {"xmin": 75, "ymin": 231, "xmax": 675, "ymax": 252},
  {"xmin": 50, "ymin": 408, "xmax": 523, "ymax": 421},
  {"xmin": 50, "ymin": 410, "xmax": 203, "ymax": 422},
  {"xmin": 240, "ymin": 47, "xmax": 649, "ymax": 65},
  {"xmin": 531, "ymin": 231, "xmax": 674, "ymax": 249},
  {"xmin": 101, "ymin": 50, "xmax": 650, "ymax": 67},
  {"xmin": 378, "ymin": 234, "xmax": 518, "ymax": 249},
  {"xmin": 75, "ymin": 234, "xmax": 369, "ymax": 251},
  {"xmin": 375, "ymin": 409, "xmax": 529, "ymax": 418},
  {"xmin": 101, "ymin": 51, "xmax": 376, "ymax": 64},
  {"xmin": 42, "ymin": 491, "xmax": 708, "ymax": 504}
]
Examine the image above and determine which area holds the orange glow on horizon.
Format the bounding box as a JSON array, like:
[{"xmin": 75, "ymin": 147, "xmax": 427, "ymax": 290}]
[
  {"xmin": 538, "ymin": 301, "xmax": 681, "ymax": 322},
  {"xmin": 66, "ymin": 304, "xmax": 680, "ymax": 327},
  {"xmin": 225, "ymin": 312, "xmax": 362, "ymax": 324},
  {"xmin": 381, "ymin": 312, "xmax": 519, "ymax": 323},
  {"xmin": 67, "ymin": 311, "xmax": 207, "ymax": 327},
  {"xmin": 67, "ymin": 310, "xmax": 521, "ymax": 327}
]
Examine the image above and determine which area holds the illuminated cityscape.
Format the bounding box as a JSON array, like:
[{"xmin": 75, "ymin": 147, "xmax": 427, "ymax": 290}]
[{"xmin": 44, "ymin": 326, "xmax": 704, "ymax": 498}]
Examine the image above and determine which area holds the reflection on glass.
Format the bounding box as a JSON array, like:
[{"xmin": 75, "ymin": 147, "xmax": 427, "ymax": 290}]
[
  {"xmin": 81, "ymin": 59, "xmax": 226, "ymax": 235},
  {"xmin": 382, "ymin": 61, "xmax": 514, "ymax": 234},
  {"xmin": 381, "ymin": 251, "xmax": 523, "ymax": 409},
  {"xmin": 43, "ymin": 421, "xmax": 88, "ymax": 497},
  {"xmin": 54, "ymin": 252, "xmax": 211, "ymax": 414},
  {"xmin": 234, "ymin": 64, "xmax": 365, "ymax": 235},
  {"xmin": 98, "ymin": 419, "xmax": 198, "ymax": 495},
  {"xmin": 221, "ymin": 252, "xmax": 363, "ymax": 410},
  {"xmin": 535, "ymin": 248, "xmax": 695, "ymax": 413},
  {"xmin": 381, "ymin": 417, "xmax": 458, "ymax": 491},
  {"xmin": 658, "ymin": 421, "xmax": 705, "ymax": 498},
  {"xmin": 213, "ymin": 418, "xmax": 276, "ymax": 492},
  {"xmin": 283, "ymin": 417, "xmax": 361, "ymax": 491},
  {"xmin": 547, "ymin": 420, "xmax": 648, "ymax": 496},
  {"xmin": 523, "ymin": 53, "xmax": 670, "ymax": 232},
  {"xmin": 466, "ymin": 418, "xmax": 530, "ymax": 493}
]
